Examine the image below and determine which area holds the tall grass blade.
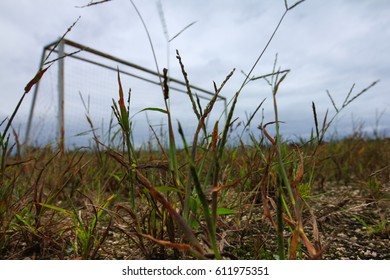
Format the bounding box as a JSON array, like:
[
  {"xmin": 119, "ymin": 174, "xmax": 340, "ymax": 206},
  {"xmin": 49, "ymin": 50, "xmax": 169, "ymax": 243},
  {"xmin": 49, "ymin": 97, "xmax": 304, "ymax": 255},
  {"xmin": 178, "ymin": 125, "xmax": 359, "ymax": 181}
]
[
  {"xmin": 344, "ymin": 80, "xmax": 379, "ymax": 107},
  {"xmin": 169, "ymin": 21, "xmax": 197, "ymax": 42},
  {"xmin": 326, "ymin": 90, "xmax": 338, "ymax": 113},
  {"xmin": 113, "ymin": 69, "xmax": 136, "ymax": 208},
  {"xmin": 312, "ymin": 101, "xmax": 320, "ymax": 141},
  {"xmin": 287, "ymin": 0, "xmax": 306, "ymax": 11},
  {"xmin": 135, "ymin": 169, "xmax": 204, "ymax": 256},
  {"xmin": 178, "ymin": 122, "xmax": 220, "ymax": 259},
  {"xmin": 75, "ymin": 0, "xmax": 113, "ymax": 8}
]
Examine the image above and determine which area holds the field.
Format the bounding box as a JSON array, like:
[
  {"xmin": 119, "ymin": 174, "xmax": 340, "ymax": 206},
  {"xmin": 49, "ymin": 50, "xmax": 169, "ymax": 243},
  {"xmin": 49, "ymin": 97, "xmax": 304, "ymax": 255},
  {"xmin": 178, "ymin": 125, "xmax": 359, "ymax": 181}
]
[
  {"xmin": 1, "ymin": 0, "xmax": 389, "ymax": 260},
  {"xmin": 1, "ymin": 127, "xmax": 389, "ymax": 260}
]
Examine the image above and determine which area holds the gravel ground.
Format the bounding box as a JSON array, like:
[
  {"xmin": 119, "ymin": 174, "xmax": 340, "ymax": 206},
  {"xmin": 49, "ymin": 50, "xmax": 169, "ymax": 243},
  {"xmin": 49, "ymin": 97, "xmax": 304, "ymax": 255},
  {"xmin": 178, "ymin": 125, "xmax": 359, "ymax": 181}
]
[
  {"xmin": 2, "ymin": 182, "xmax": 389, "ymax": 260},
  {"xmin": 100, "ymin": 182, "xmax": 390, "ymax": 260},
  {"xmin": 311, "ymin": 183, "xmax": 390, "ymax": 260}
]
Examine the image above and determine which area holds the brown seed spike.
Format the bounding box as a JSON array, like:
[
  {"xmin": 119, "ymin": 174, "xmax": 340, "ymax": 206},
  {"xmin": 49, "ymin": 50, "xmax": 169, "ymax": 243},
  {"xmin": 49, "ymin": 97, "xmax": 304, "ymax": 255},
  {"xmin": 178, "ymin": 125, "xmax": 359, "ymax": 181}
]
[
  {"xmin": 163, "ymin": 68, "xmax": 169, "ymax": 100},
  {"xmin": 24, "ymin": 66, "xmax": 50, "ymax": 94},
  {"xmin": 117, "ymin": 68, "xmax": 125, "ymax": 109}
]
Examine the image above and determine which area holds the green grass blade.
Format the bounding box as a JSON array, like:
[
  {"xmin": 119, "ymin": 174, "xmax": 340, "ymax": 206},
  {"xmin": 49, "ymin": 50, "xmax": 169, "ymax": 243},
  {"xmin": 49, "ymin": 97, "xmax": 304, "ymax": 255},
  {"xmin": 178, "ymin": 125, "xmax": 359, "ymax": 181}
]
[{"xmin": 178, "ymin": 122, "xmax": 220, "ymax": 259}]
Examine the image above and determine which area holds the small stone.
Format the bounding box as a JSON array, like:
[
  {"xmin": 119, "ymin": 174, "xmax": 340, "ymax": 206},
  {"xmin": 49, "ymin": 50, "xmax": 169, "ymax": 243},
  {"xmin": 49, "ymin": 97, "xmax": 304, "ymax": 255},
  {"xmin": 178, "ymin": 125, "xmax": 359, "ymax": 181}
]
[
  {"xmin": 337, "ymin": 233, "xmax": 347, "ymax": 238},
  {"xmin": 336, "ymin": 247, "xmax": 346, "ymax": 253}
]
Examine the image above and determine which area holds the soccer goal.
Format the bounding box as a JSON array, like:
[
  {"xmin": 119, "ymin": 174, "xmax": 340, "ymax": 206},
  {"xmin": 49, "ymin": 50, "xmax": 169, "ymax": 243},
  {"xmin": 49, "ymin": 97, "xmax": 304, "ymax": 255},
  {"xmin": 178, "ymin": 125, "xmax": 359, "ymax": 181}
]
[{"xmin": 25, "ymin": 38, "xmax": 227, "ymax": 149}]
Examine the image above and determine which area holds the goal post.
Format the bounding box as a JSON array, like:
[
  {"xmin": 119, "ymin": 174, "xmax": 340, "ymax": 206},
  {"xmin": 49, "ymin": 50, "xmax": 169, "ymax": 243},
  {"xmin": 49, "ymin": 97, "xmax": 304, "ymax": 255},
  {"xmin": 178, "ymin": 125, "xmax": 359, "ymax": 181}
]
[{"xmin": 25, "ymin": 38, "xmax": 227, "ymax": 149}]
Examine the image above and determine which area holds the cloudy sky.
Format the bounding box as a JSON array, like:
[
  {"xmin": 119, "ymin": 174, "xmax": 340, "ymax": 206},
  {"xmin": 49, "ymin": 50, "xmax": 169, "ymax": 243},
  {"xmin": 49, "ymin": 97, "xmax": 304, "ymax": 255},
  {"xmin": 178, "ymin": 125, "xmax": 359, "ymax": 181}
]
[{"xmin": 1, "ymin": 0, "xmax": 389, "ymax": 147}]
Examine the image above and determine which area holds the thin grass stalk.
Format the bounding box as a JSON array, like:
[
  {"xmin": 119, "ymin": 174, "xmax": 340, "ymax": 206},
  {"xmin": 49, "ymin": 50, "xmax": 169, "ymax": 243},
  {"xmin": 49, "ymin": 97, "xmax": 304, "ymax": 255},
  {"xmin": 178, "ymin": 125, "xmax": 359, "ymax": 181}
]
[
  {"xmin": 113, "ymin": 204, "xmax": 149, "ymax": 257},
  {"xmin": 134, "ymin": 168, "xmax": 205, "ymax": 256},
  {"xmin": 312, "ymin": 101, "xmax": 320, "ymax": 142},
  {"xmin": 0, "ymin": 135, "xmax": 10, "ymax": 184},
  {"xmin": 75, "ymin": 0, "xmax": 113, "ymax": 8},
  {"xmin": 1, "ymin": 17, "xmax": 79, "ymax": 181},
  {"xmin": 317, "ymin": 81, "xmax": 379, "ymax": 145},
  {"xmin": 270, "ymin": 71, "xmax": 302, "ymax": 260},
  {"xmin": 1, "ymin": 65, "xmax": 51, "ymax": 183},
  {"xmin": 161, "ymin": 68, "xmax": 180, "ymax": 190},
  {"xmin": 128, "ymin": 0, "xmax": 178, "ymax": 194},
  {"xmin": 218, "ymin": 2, "xmax": 298, "ymax": 160},
  {"xmin": 113, "ymin": 69, "xmax": 136, "ymax": 209},
  {"xmin": 128, "ymin": 1, "xmax": 181, "ymax": 193},
  {"xmin": 211, "ymin": 122, "xmax": 220, "ymax": 226},
  {"xmin": 128, "ymin": 0, "xmax": 162, "ymax": 88},
  {"xmin": 276, "ymin": 189, "xmax": 285, "ymax": 259},
  {"xmin": 178, "ymin": 123, "xmax": 220, "ymax": 259},
  {"xmin": 272, "ymin": 73, "xmax": 296, "ymax": 209},
  {"xmin": 240, "ymin": 99, "xmax": 266, "ymax": 139},
  {"xmin": 271, "ymin": 70, "xmax": 328, "ymax": 258},
  {"xmin": 79, "ymin": 92, "xmax": 103, "ymax": 164},
  {"xmin": 181, "ymin": 68, "xmax": 235, "ymax": 220}
]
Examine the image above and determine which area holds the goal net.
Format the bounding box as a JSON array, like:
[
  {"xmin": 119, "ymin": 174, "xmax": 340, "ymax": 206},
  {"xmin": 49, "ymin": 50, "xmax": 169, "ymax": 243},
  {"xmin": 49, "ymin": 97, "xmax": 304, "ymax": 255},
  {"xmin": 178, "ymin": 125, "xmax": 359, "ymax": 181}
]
[{"xmin": 25, "ymin": 39, "xmax": 226, "ymax": 149}]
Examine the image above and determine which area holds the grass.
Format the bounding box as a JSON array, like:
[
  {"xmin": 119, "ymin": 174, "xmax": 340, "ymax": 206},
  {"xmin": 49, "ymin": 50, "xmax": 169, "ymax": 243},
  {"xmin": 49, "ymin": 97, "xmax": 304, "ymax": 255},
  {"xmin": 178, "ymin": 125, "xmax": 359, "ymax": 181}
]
[
  {"xmin": 1, "ymin": 0, "xmax": 389, "ymax": 259},
  {"xmin": 0, "ymin": 127, "xmax": 389, "ymax": 259}
]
